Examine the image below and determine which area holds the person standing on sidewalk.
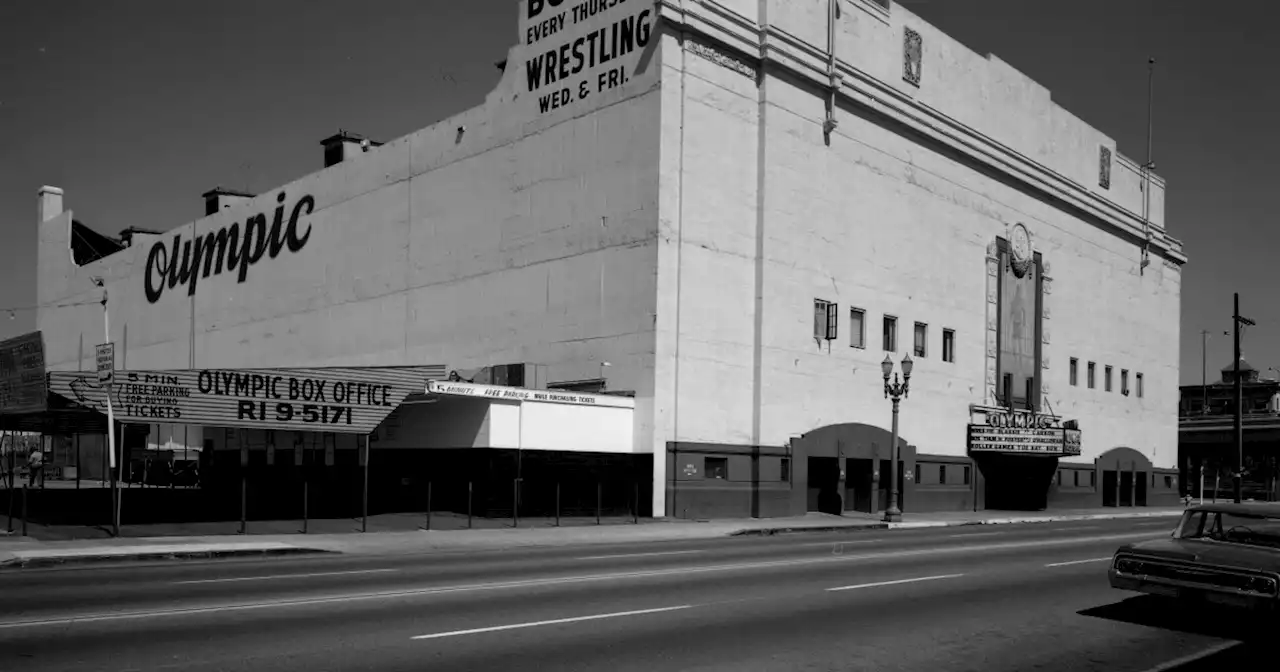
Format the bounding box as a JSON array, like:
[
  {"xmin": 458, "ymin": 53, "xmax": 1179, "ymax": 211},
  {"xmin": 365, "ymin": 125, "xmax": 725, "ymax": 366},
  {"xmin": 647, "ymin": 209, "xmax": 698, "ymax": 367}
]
[{"xmin": 27, "ymin": 446, "xmax": 44, "ymax": 488}]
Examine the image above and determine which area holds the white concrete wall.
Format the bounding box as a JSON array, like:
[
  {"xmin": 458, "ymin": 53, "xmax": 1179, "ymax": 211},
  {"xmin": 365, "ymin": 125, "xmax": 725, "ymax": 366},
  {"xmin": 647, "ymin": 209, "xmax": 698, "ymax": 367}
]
[
  {"xmin": 653, "ymin": 1, "xmax": 1183, "ymax": 473},
  {"xmin": 36, "ymin": 1, "xmax": 664, "ymax": 465}
]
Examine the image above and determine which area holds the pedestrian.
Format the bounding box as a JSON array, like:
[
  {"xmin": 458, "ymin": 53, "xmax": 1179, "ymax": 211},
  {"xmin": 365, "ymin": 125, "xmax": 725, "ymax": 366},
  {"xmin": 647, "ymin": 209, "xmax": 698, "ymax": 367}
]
[{"xmin": 27, "ymin": 446, "xmax": 44, "ymax": 488}]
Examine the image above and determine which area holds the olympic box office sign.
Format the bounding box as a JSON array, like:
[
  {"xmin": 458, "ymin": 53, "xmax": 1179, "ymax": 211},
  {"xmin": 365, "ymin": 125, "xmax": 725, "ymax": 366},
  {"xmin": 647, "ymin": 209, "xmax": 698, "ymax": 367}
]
[{"xmin": 47, "ymin": 366, "xmax": 442, "ymax": 434}]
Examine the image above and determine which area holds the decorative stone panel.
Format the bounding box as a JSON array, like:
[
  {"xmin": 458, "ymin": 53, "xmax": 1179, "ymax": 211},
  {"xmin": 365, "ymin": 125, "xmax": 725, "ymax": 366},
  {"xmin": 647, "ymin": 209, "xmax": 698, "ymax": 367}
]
[
  {"xmin": 984, "ymin": 241, "xmax": 1000, "ymax": 404},
  {"xmin": 1040, "ymin": 259, "xmax": 1053, "ymax": 402},
  {"xmin": 1099, "ymin": 146, "xmax": 1112, "ymax": 190},
  {"xmin": 903, "ymin": 28, "xmax": 922, "ymax": 86}
]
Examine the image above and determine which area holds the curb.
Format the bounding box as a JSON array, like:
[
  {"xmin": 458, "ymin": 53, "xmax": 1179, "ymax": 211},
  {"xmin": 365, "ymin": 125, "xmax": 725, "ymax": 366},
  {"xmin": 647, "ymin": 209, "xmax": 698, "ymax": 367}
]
[
  {"xmin": 730, "ymin": 510, "xmax": 1185, "ymax": 536},
  {"xmin": 0, "ymin": 546, "xmax": 335, "ymax": 570}
]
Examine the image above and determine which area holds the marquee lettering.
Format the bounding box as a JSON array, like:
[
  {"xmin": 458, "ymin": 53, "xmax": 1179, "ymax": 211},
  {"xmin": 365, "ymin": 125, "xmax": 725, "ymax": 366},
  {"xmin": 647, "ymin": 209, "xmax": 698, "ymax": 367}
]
[
  {"xmin": 144, "ymin": 193, "xmax": 314, "ymax": 304},
  {"xmin": 985, "ymin": 411, "xmax": 1056, "ymax": 429}
]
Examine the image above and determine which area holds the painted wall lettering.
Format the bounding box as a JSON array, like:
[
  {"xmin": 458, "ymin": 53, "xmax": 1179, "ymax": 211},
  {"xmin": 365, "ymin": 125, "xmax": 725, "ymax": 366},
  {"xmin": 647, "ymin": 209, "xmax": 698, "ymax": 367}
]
[
  {"xmin": 522, "ymin": 0, "xmax": 654, "ymax": 115},
  {"xmin": 144, "ymin": 192, "xmax": 315, "ymax": 304}
]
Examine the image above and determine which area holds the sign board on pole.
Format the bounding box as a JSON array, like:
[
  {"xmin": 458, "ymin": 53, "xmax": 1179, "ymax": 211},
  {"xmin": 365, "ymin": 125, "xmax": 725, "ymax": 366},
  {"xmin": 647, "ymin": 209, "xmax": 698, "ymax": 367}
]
[
  {"xmin": 95, "ymin": 343, "xmax": 115, "ymax": 386},
  {"xmin": 0, "ymin": 331, "xmax": 47, "ymax": 415},
  {"xmin": 46, "ymin": 365, "xmax": 444, "ymax": 434}
]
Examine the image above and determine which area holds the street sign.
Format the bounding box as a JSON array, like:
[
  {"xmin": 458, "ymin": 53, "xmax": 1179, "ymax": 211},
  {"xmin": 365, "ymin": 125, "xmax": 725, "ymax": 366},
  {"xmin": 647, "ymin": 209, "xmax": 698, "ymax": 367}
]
[{"xmin": 95, "ymin": 343, "xmax": 115, "ymax": 385}]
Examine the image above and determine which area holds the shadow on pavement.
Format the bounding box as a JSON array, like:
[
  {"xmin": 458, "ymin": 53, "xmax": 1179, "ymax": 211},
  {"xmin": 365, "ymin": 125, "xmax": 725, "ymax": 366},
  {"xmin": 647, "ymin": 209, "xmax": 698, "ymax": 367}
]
[{"xmin": 1079, "ymin": 595, "xmax": 1270, "ymax": 669}]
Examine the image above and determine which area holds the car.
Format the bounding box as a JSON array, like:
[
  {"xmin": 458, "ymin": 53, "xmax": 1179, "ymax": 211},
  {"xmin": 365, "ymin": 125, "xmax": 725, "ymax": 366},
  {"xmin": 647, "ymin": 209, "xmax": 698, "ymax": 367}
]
[{"xmin": 1109, "ymin": 502, "xmax": 1280, "ymax": 611}]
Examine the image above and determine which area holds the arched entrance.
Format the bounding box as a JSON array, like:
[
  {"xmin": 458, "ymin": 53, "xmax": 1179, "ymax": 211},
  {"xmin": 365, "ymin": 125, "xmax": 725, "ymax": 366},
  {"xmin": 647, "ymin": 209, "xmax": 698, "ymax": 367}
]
[
  {"xmin": 791, "ymin": 423, "xmax": 916, "ymax": 515},
  {"xmin": 1096, "ymin": 447, "xmax": 1153, "ymax": 507}
]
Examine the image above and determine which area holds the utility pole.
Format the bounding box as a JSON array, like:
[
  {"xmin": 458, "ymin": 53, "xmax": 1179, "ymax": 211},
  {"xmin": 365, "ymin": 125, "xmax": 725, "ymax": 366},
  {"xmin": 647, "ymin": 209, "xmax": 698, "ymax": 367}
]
[{"xmin": 1233, "ymin": 293, "xmax": 1256, "ymax": 504}]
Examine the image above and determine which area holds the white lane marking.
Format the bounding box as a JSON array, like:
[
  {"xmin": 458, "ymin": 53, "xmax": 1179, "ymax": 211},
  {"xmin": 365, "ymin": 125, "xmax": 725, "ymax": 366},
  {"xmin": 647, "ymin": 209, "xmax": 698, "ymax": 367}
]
[
  {"xmin": 0, "ymin": 530, "xmax": 1164, "ymax": 630},
  {"xmin": 797, "ymin": 539, "xmax": 884, "ymax": 547},
  {"xmin": 1132, "ymin": 521, "xmax": 1174, "ymax": 527},
  {"xmin": 827, "ymin": 573, "xmax": 965, "ymax": 592},
  {"xmin": 1058, "ymin": 525, "xmax": 1102, "ymax": 531},
  {"xmin": 1134, "ymin": 641, "xmax": 1239, "ymax": 672},
  {"xmin": 946, "ymin": 531, "xmax": 1004, "ymax": 538},
  {"xmin": 172, "ymin": 569, "xmax": 398, "ymax": 585},
  {"xmin": 576, "ymin": 550, "xmax": 705, "ymax": 561},
  {"xmin": 410, "ymin": 605, "xmax": 692, "ymax": 640},
  {"xmin": 1044, "ymin": 557, "xmax": 1112, "ymax": 567}
]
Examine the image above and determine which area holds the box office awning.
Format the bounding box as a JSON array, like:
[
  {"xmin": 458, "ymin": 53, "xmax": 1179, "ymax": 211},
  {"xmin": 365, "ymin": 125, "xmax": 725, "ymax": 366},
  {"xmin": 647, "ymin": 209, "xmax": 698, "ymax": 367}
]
[{"xmin": 34, "ymin": 365, "xmax": 446, "ymax": 435}]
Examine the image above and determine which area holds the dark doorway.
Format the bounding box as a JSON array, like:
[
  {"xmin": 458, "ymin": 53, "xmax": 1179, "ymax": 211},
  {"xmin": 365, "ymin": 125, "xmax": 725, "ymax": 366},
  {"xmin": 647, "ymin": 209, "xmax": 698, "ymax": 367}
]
[
  {"xmin": 847, "ymin": 458, "xmax": 875, "ymax": 513},
  {"xmin": 1120, "ymin": 471, "xmax": 1134, "ymax": 507},
  {"xmin": 974, "ymin": 453, "xmax": 1055, "ymax": 510},
  {"xmin": 1136, "ymin": 471, "xmax": 1148, "ymax": 506},
  {"xmin": 807, "ymin": 456, "xmax": 842, "ymax": 514},
  {"xmin": 1102, "ymin": 470, "xmax": 1118, "ymax": 507}
]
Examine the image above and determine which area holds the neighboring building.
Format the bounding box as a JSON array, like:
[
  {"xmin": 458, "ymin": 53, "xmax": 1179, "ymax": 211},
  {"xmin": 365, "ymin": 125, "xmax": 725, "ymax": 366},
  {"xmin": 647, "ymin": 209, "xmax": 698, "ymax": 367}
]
[
  {"xmin": 35, "ymin": 0, "xmax": 1184, "ymax": 520},
  {"xmin": 1179, "ymin": 357, "xmax": 1280, "ymax": 501}
]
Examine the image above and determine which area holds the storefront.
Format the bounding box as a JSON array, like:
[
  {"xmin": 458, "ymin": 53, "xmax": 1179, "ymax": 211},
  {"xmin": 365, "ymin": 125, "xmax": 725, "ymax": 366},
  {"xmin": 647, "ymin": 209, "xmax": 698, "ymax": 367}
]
[{"xmin": 34, "ymin": 0, "xmax": 1184, "ymax": 521}]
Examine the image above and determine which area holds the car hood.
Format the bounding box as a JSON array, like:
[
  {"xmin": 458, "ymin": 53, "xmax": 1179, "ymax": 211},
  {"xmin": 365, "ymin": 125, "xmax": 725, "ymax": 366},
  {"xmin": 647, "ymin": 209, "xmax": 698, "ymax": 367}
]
[{"xmin": 1117, "ymin": 537, "xmax": 1280, "ymax": 572}]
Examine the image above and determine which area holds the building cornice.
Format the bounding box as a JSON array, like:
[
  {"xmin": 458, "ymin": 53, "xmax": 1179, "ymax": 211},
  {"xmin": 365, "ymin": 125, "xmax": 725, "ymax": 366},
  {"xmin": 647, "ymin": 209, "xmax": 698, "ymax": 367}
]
[{"xmin": 657, "ymin": 0, "xmax": 1186, "ymax": 266}]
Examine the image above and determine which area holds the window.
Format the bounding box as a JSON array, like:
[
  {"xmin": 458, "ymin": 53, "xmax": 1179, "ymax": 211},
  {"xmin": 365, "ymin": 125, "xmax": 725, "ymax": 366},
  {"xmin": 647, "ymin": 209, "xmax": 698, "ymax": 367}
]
[
  {"xmin": 939, "ymin": 464, "xmax": 947, "ymax": 484},
  {"xmin": 1057, "ymin": 470, "xmax": 1062, "ymax": 486},
  {"xmin": 1105, "ymin": 366, "xmax": 1113, "ymax": 392},
  {"xmin": 780, "ymin": 458, "xmax": 790, "ymax": 483},
  {"xmin": 1121, "ymin": 369, "xmax": 1130, "ymax": 395},
  {"xmin": 1090, "ymin": 471, "xmax": 1096, "ymax": 488},
  {"xmin": 942, "ymin": 329, "xmax": 955, "ymax": 363},
  {"xmin": 849, "ymin": 308, "xmax": 866, "ymax": 349},
  {"xmin": 913, "ymin": 322, "xmax": 928, "ymax": 358},
  {"xmin": 883, "ymin": 316, "xmax": 898, "ymax": 352},
  {"xmin": 1164, "ymin": 475, "xmax": 1173, "ymax": 489},
  {"xmin": 705, "ymin": 457, "xmax": 728, "ymax": 480},
  {"xmin": 1087, "ymin": 362, "xmax": 1096, "ymax": 389},
  {"xmin": 814, "ymin": 299, "xmax": 838, "ymax": 341},
  {"xmin": 1069, "ymin": 358, "xmax": 1078, "ymax": 386},
  {"xmin": 962, "ymin": 466, "xmax": 971, "ymax": 485},
  {"xmin": 1074, "ymin": 471, "xmax": 1080, "ymax": 487},
  {"xmin": 1137, "ymin": 373, "xmax": 1144, "ymax": 398}
]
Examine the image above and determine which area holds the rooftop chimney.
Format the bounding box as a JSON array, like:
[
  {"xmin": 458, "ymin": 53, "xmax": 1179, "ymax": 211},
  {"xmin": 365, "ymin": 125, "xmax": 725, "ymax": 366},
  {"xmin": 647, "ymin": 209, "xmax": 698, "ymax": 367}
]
[
  {"xmin": 202, "ymin": 187, "xmax": 255, "ymax": 216},
  {"xmin": 38, "ymin": 186, "xmax": 64, "ymax": 223},
  {"xmin": 321, "ymin": 129, "xmax": 383, "ymax": 168}
]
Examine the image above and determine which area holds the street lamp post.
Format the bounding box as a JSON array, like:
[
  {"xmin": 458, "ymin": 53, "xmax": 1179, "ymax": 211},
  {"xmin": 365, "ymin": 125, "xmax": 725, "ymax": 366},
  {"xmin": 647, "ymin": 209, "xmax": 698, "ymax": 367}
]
[{"xmin": 881, "ymin": 353, "xmax": 913, "ymax": 523}]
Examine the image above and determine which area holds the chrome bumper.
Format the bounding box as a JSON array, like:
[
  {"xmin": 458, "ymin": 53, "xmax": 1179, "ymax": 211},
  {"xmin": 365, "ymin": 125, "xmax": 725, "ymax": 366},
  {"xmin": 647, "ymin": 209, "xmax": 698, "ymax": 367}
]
[{"xmin": 1109, "ymin": 568, "xmax": 1278, "ymax": 611}]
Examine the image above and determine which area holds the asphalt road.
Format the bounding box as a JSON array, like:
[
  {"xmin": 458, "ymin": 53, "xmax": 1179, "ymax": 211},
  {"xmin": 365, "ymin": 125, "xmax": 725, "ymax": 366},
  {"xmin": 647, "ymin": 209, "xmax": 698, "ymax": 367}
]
[{"xmin": 0, "ymin": 517, "xmax": 1267, "ymax": 671}]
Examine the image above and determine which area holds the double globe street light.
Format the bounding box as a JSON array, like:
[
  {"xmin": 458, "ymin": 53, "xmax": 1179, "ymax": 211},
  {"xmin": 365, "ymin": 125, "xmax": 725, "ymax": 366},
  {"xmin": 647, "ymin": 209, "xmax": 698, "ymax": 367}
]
[{"xmin": 881, "ymin": 353, "xmax": 913, "ymax": 523}]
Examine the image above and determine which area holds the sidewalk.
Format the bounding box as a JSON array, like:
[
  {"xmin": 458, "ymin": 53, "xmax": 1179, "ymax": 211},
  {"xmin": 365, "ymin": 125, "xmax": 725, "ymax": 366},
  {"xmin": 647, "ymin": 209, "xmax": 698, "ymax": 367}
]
[{"xmin": 0, "ymin": 505, "xmax": 1189, "ymax": 569}]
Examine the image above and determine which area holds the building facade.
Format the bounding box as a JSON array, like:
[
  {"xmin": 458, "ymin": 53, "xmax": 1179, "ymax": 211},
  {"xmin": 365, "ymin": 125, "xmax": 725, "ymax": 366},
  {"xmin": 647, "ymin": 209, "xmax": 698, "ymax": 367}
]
[
  {"xmin": 36, "ymin": 0, "xmax": 1185, "ymax": 519},
  {"xmin": 1179, "ymin": 358, "xmax": 1280, "ymax": 502}
]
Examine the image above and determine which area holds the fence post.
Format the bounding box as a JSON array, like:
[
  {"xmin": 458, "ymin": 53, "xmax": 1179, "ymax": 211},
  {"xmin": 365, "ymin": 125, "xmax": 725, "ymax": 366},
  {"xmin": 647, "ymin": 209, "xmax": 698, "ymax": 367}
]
[
  {"xmin": 596, "ymin": 481, "xmax": 602, "ymax": 525},
  {"xmin": 512, "ymin": 478, "xmax": 519, "ymax": 529},
  {"xmin": 425, "ymin": 481, "xmax": 433, "ymax": 531},
  {"xmin": 555, "ymin": 482, "xmax": 561, "ymax": 527},
  {"xmin": 239, "ymin": 473, "xmax": 247, "ymax": 535},
  {"xmin": 6, "ymin": 480, "xmax": 13, "ymax": 534},
  {"xmin": 467, "ymin": 481, "xmax": 473, "ymax": 529},
  {"xmin": 302, "ymin": 479, "xmax": 309, "ymax": 534},
  {"xmin": 21, "ymin": 484, "xmax": 28, "ymax": 537},
  {"xmin": 633, "ymin": 480, "xmax": 639, "ymax": 524}
]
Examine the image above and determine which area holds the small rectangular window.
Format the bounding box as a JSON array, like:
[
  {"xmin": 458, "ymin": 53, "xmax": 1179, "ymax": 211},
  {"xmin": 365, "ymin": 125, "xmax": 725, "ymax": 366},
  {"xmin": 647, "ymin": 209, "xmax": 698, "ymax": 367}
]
[
  {"xmin": 1087, "ymin": 362, "xmax": 1096, "ymax": 389},
  {"xmin": 1069, "ymin": 358, "xmax": 1078, "ymax": 386},
  {"xmin": 913, "ymin": 322, "xmax": 928, "ymax": 358},
  {"xmin": 883, "ymin": 316, "xmax": 898, "ymax": 352},
  {"xmin": 814, "ymin": 299, "xmax": 838, "ymax": 341},
  {"xmin": 1057, "ymin": 470, "xmax": 1062, "ymax": 486},
  {"xmin": 1164, "ymin": 475, "xmax": 1172, "ymax": 489},
  {"xmin": 1074, "ymin": 471, "xmax": 1080, "ymax": 487},
  {"xmin": 705, "ymin": 457, "xmax": 728, "ymax": 480},
  {"xmin": 1105, "ymin": 366, "xmax": 1113, "ymax": 392},
  {"xmin": 849, "ymin": 309, "xmax": 866, "ymax": 349},
  {"xmin": 939, "ymin": 464, "xmax": 947, "ymax": 485},
  {"xmin": 942, "ymin": 329, "xmax": 955, "ymax": 363},
  {"xmin": 1137, "ymin": 373, "xmax": 1144, "ymax": 398},
  {"xmin": 780, "ymin": 458, "xmax": 790, "ymax": 483},
  {"xmin": 1090, "ymin": 471, "xmax": 1096, "ymax": 488},
  {"xmin": 962, "ymin": 466, "xmax": 971, "ymax": 485}
]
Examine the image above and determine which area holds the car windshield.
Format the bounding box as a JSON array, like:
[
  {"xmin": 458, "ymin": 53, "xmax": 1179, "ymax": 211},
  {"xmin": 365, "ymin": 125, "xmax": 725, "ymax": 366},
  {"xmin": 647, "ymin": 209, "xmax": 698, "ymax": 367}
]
[{"xmin": 1175, "ymin": 510, "xmax": 1280, "ymax": 549}]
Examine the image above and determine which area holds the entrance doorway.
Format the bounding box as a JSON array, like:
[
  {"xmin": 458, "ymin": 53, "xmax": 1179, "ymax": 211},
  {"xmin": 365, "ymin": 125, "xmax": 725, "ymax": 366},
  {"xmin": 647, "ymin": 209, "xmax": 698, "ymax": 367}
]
[
  {"xmin": 807, "ymin": 456, "xmax": 842, "ymax": 514},
  {"xmin": 1120, "ymin": 471, "xmax": 1134, "ymax": 506},
  {"xmin": 1102, "ymin": 470, "xmax": 1118, "ymax": 507},
  {"xmin": 846, "ymin": 458, "xmax": 875, "ymax": 513},
  {"xmin": 1136, "ymin": 471, "xmax": 1148, "ymax": 506}
]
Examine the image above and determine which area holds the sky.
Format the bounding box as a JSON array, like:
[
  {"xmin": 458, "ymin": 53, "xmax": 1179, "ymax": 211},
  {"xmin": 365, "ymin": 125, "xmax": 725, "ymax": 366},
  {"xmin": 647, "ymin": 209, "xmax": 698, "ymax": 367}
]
[{"xmin": 0, "ymin": 0, "xmax": 1275, "ymax": 386}]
